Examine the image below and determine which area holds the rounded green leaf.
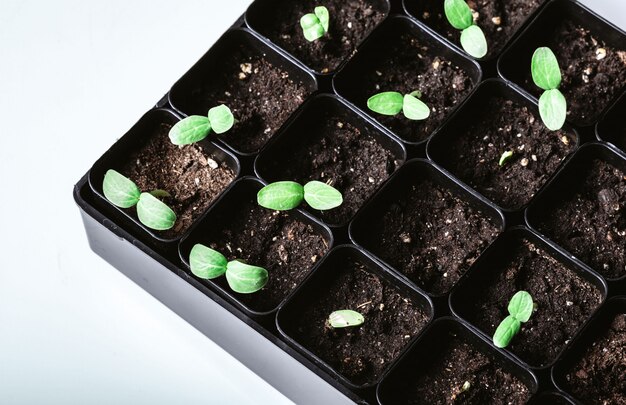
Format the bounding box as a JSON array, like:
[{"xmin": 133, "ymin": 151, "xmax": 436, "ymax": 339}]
[
  {"xmin": 493, "ymin": 315, "xmax": 521, "ymax": 348},
  {"xmin": 367, "ymin": 92, "xmax": 404, "ymax": 116},
  {"xmin": 257, "ymin": 181, "xmax": 305, "ymax": 211},
  {"xmin": 189, "ymin": 244, "xmax": 227, "ymax": 279},
  {"xmin": 303, "ymin": 181, "xmax": 343, "ymax": 211},
  {"xmin": 508, "ymin": 291, "xmax": 534, "ymax": 323},
  {"xmin": 208, "ymin": 104, "xmax": 234, "ymax": 134},
  {"xmin": 226, "ymin": 260, "xmax": 269, "ymax": 294},
  {"xmin": 539, "ymin": 89, "xmax": 567, "ymax": 131},
  {"xmin": 315, "ymin": 6, "xmax": 330, "ymax": 33},
  {"xmin": 169, "ymin": 115, "xmax": 211, "ymax": 146},
  {"xmin": 532, "ymin": 47, "xmax": 562, "ymax": 91},
  {"xmin": 103, "ymin": 169, "xmax": 141, "ymax": 208},
  {"xmin": 303, "ymin": 24, "xmax": 325, "ymax": 42},
  {"xmin": 136, "ymin": 192, "xmax": 176, "ymax": 231},
  {"xmin": 460, "ymin": 25, "xmax": 488, "ymax": 58},
  {"xmin": 300, "ymin": 13, "xmax": 319, "ymax": 29},
  {"xmin": 328, "ymin": 310, "xmax": 365, "ymax": 328},
  {"xmin": 402, "ymin": 94, "xmax": 430, "ymax": 120},
  {"xmin": 444, "ymin": 0, "xmax": 473, "ymax": 30}
]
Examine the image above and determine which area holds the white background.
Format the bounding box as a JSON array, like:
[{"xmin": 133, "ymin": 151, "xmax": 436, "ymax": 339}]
[{"xmin": 0, "ymin": 1, "xmax": 623, "ymax": 404}]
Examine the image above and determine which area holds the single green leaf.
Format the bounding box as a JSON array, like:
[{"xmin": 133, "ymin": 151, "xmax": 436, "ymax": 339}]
[
  {"xmin": 136, "ymin": 193, "xmax": 176, "ymax": 231},
  {"xmin": 460, "ymin": 25, "xmax": 488, "ymax": 58},
  {"xmin": 103, "ymin": 169, "xmax": 141, "ymax": 208},
  {"xmin": 225, "ymin": 260, "xmax": 269, "ymax": 294},
  {"xmin": 367, "ymin": 92, "xmax": 404, "ymax": 116},
  {"xmin": 493, "ymin": 315, "xmax": 521, "ymax": 348},
  {"xmin": 300, "ymin": 13, "xmax": 319, "ymax": 29},
  {"xmin": 189, "ymin": 244, "xmax": 227, "ymax": 279},
  {"xmin": 257, "ymin": 181, "xmax": 305, "ymax": 211},
  {"xmin": 328, "ymin": 310, "xmax": 365, "ymax": 328},
  {"xmin": 444, "ymin": 0, "xmax": 473, "ymax": 30},
  {"xmin": 169, "ymin": 115, "xmax": 211, "ymax": 146},
  {"xmin": 149, "ymin": 189, "xmax": 171, "ymax": 198},
  {"xmin": 208, "ymin": 105, "xmax": 235, "ymax": 134},
  {"xmin": 315, "ymin": 6, "xmax": 330, "ymax": 33},
  {"xmin": 303, "ymin": 181, "xmax": 343, "ymax": 210},
  {"xmin": 539, "ymin": 89, "xmax": 567, "ymax": 131},
  {"xmin": 531, "ymin": 47, "xmax": 562, "ymax": 91},
  {"xmin": 508, "ymin": 291, "xmax": 534, "ymax": 323},
  {"xmin": 402, "ymin": 94, "xmax": 430, "ymax": 120},
  {"xmin": 303, "ymin": 24, "xmax": 326, "ymax": 42},
  {"xmin": 499, "ymin": 150, "xmax": 514, "ymax": 166}
]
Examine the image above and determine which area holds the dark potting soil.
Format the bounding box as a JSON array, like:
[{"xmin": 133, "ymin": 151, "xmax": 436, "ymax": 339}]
[
  {"xmin": 522, "ymin": 20, "xmax": 626, "ymax": 126},
  {"xmin": 536, "ymin": 159, "xmax": 626, "ymax": 280},
  {"xmin": 285, "ymin": 258, "xmax": 429, "ymax": 385},
  {"xmin": 354, "ymin": 34, "xmax": 475, "ymax": 143},
  {"xmin": 205, "ymin": 200, "xmax": 329, "ymax": 312},
  {"xmin": 364, "ymin": 179, "xmax": 500, "ymax": 295},
  {"xmin": 462, "ymin": 239, "xmax": 603, "ymax": 367},
  {"xmin": 269, "ymin": 116, "xmax": 399, "ymax": 226},
  {"xmin": 188, "ymin": 52, "xmax": 312, "ymax": 154},
  {"xmin": 410, "ymin": 0, "xmax": 542, "ymax": 58},
  {"xmin": 123, "ymin": 124, "xmax": 235, "ymax": 238},
  {"xmin": 394, "ymin": 333, "xmax": 530, "ymax": 404},
  {"xmin": 443, "ymin": 96, "xmax": 576, "ymax": 210},
  {"xmin": 258, "ymin": 0, "xmax": 386, "ymax": 73},
  {"xmin": 564, "ymin": 313, "xmax": 626, "ymax": 405}
]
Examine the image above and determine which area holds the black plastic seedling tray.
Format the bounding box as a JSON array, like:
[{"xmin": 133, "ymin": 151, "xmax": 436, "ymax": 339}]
[{"xmin": 75, "ymin": 1, "xmax": 626, "ymax": 403}]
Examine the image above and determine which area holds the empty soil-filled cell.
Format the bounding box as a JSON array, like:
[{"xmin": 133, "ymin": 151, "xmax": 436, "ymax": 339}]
[
  {"xmin": 564, "ymin": 313, "xmax": 626, "ymax": 404},
  {"xmin": 406, "ymin": 0, "xmax": 543, "ymax": 59}
]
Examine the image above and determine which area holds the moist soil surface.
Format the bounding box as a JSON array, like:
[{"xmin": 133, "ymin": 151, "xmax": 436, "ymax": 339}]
[
  {"xmin": 564, "ymin": 313, "xmax": 626, "ymax": 405},
  {"xmin": 536, "ymin": 159, "xmax": 626, "ymax": 280},
  {"xmin": 204, "ymin": 199, "xmax": 329, "ymax": 312},
  {"xmin": 284, "ymin": 256, "xmax": 429, "ymax": 385},
  {"xmin": 441, "ymin": 96, "xmax": 576, "ymax": 210},
  {"xmin": 257, "ymin": 0, "xmax": 386, "ymax": 73},
  {"xmin": 390, "ymin": 333, "xmax": 530, "ymax": 404},
  {"xmin": 409, "ymin": 0, "xmax": 542, "ymax": 59},
  {"xmin": 187, "ymin": 50, "xmax": 312, "ymax": 154},
  {"xmin": 522, "ymin": 20, "xmax": 626, "ymax": 126},
  {"xmin": 348, "ymin": 33, "xmax": 475, "ymax": 143},
  {"xmin": 261, "ymin": 115, "xmax": 400, "ymax": 226},
  {"xmin": 460, "ymin": 238, "xmax": 603, "ymax": 367},
  {"xmin": 123, "ymin": 124, "xmax": 235, "ymax": 239},
  {"xmin": 361, "ymin": 178, "xmax": 500, "ymax": 295}
]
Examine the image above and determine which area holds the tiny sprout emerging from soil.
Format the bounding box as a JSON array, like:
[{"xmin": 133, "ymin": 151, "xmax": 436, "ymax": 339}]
[
  {"xmin": 257, "ymin": 181, "xmax": 343, "ymax": 211},
  {"xmin": 328, "ymin": 310, "xmax": 365, "ymax": 328},
  {"xmin": 444, "ymin": 0, "xmax": 488, "ymax": 58},
  {"xmin": 301, "ymin": 6, "xmax": 329, "ymax": 42},
  {"xmin": 103, "ymin": 170, "xmax": 176, "ymax": 231},
  {"xmin": 169, "ymin": 104, "xmax": 235, "ymax": 146},
  {"xmin": 367, "ymin": 91, "xmax": 430, "ymax": 121},
  {"xmin": 499, "ymin": 150, "xmax": 514, "ymax": 166},
  {"xmin": 531, "ymin": 47, "xmax": 567, "ymax": 131},
  {"xmin": 493, "ymin": 291, "xmax": 535, "ymax": 348},
  {"xmin": 189, "ymin": 244, "xmax": 269, "ymax": 294}
]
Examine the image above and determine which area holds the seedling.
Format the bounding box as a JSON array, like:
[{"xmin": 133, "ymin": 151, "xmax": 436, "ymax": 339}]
[
  {"xmin": 257, "ymin": 181, "xmax": 343, "ymax": 211},
  {"xmin": 328, "ymin": 310, "xmax": 364, "ymax": 328},
  {"xmin": 169, "ymin": 104, "xmax": 235, "ymax": 146},
  {"xmin": 499, "ymin": 150, "xmax": 514, "ymax": 166},
  {"xmin": 493, "ymin": 291, "xmax": 535, "ymax": 348},
  {"xmin": 103, "ymin": 169, "xmax": 176, "ymax": 231},
  {"xmin": 189, "ymin": 244, "xmax": 268, "ymax": 294},
  {"xmin": 301, "ymin": 6, "xmax": 329, "ymax": 42},
  {"xmin": 367, "ymin": 91, "xmax": 430, "ymax": 121},
  {"xmin": 444, "ymin": 0, "xmax": 488, "ymax": 58},
  {"xmin": 531, "ymin": 47, "xmax": 567, "ymax": 131}
]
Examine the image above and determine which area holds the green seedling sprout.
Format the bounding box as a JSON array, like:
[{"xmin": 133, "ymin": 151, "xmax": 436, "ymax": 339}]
[
  {"xmin": 444, "ymin": 0, "xmax": 488, "ymax": 58},
  {"xmin": 531, "ymin": 47, "xmax": 567, "ymax": 131},
  {"xmin": 168, "ymin": 104, "xmax": 235, "ymax": 146},
  {"xmin": 189, "ymin": 244, "xmax": 268, "ymax": 294},
  {"xmin": 493, "ymin": 291, "xmax": 535, "ymax": 348},
  {"xmin": 301, "ymin": 6, "xmax": 329, "ymax": 42},
  {"xmin": 328, "ymin": 310, "xmax": 365, "ymax": 328},
  {"xmin": 257, "ymin": 180, "xmax": 343, "ymax": 211},
  {"xmin": 367, "ymin": 91, "xmax": 430, "ymax": 121},
  {"xmin": 499, "ymin": 150, "xmax": 514, "ymax": 166},
  {"xmin": 103, "ymin": 170, "xmax": 176, "ymax": 231}
]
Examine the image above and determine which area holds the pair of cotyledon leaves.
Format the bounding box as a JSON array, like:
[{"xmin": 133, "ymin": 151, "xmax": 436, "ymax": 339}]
[
  {"xmin": 367, "ymin": 91, "xmax": 431, "ymax": 121},
  {"xmin": 301, "ymin": 6, "xmax": 329, "ymax": 42},
  {"xmin": 169, "ymin": 104, "xmax": 234, "ymax": 146},
  {"xmin": 493, "ymin": 291, "xmax": 535, "ymax": 348},
  {"xmin": 257, "ymin": 181, "xmax": 343, "ymax": 211},
  {"xmin": 444, "ymin": 0, "xmax": 488, "ymax": 58},
  {"xmin": 531, "ymin": 47, "xmax": 567, "ymax": 131}
]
